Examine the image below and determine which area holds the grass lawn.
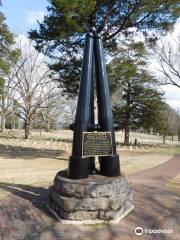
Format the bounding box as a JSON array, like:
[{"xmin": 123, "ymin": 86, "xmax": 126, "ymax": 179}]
[
  {"xmin": 0, "ymin": 132, "xmax": 179, "ymax": 198},
  {"xmin": 167, "ymin": 174, "xmax": 180, "ymax": 195},
  {"xmin": 120, "ymin": 149, "xmax": 173, "ymax": 175}
]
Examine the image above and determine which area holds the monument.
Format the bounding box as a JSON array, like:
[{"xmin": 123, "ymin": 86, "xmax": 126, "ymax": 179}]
[{"xmin": 49, "ymin": 28, "xmax": 133, "ymax": 224}]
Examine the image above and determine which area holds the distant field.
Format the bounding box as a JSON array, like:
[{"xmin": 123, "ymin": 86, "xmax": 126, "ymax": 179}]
[{"xmin": 1, "ymin": 129, "xmax": 180, "ymax": 147}]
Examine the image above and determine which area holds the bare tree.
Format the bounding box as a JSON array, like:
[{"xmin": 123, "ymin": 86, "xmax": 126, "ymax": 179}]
[
  {"xmin": 158, "ymin": 44, "xmax": 180, "ymax": 87},
  {"xmin": 33, "ymin": 94, "xmax": 64, "ymax": 131},
  {"xmin": 61, "ymin": 98, "xmax": 77, "ymax": 127},
  {"xmin": 152, "ymin": 27, "xmax": 180, "ymax": 88},
  {"xmin": 9, "ymin": 37, "xmax": 58, "ymax": 139},
  {"xmin": 167, "ymin": 107, "xmax": 179, "ymax": 141}
]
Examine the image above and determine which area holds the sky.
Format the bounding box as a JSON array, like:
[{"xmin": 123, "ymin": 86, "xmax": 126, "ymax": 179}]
[
  {"xmin": 1, "ymin": 0, "xmax": 48, "ymax": 34},
  {"xmin": 1, "ymin": 0, "xmax": 180, "ymax": 110}
]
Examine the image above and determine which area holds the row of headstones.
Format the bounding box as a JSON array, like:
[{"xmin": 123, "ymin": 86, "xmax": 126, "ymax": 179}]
[
  {"xmin": 0, "ymin": 132, "xmax": 179, "ymax": 148},
  {"xmin": 0, "ymin": 129, "xmax": 73, "ymax": 140},
  {"xmin": 116, "ymin": 136, "xmax": 180, "ymax": 145},
  {"xmin": 0, "ymin": 130, "xmax": 179, "ymax": 153},
  {"xmin": 1, "ymin": 129, "xmax": 179, "ymax": 142},
  {"xmin": 0, "ymin": 137, "xmax": 72, "ymax": 154},
  {"xmin": 117, "ymin": 131, "xmax": 179, "ymax": 141},
  {"xmin": 0, "ymin": 137, "xmax": 177, "ymax": 156}
]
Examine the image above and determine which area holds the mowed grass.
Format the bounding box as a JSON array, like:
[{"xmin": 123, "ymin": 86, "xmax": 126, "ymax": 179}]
[
  {"xmin": 120, "ymin": 151, "xmax": 172, "ymax": 176},
  {"xmin": 0, "ymin": 131, "xmax": 180, "ymax": 199},
  {"xmin": 167, "ymin": 174, "xmax": 180, "ymax": 195},
  {"xmin": 120, "ymin": 145, "xmax": 180, "ymax": 175}
]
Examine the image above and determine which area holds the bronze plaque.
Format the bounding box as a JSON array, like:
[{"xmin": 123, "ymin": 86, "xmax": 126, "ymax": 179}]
[{"xmin": 82, "ymin": 132, "xmax": 113, "ymax": 157}]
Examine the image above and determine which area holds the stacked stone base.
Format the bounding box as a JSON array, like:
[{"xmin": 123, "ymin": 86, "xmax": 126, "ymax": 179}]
[{"xmin": 49, "ymin": 170, "xmax": 133, "ymax": 224}]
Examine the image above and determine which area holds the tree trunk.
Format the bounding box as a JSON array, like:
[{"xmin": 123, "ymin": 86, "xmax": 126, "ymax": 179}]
[
  {"xmin": 45, "ymin": 121, "xmax": 50, "ymax": 132},
  {"xmin": 0, "ymin": 114, "xmax": 6, "ymax": 133},
  {"xmin": 1, "ymin": 96, "xmax": 6, "ymax": 133},
  {"xmin": 124, "ymin": 120, "xmax": 130, "ymax": 145},
  {"xmin": 163, "ymin": 135, "xmax": 166, "ymax": 145},
  {"xmin": 178, "ymin": 131, "xmax": 180, "ymax": 142},
  {"xmin": 134, "ymin": 138, "xmax": 138, "ymax": 146},
  {"xmin": 24, "ymin": 122, "xmax": 29, "ymax": 139},
  {"xmin": 171, "ymin": 134, "xmax": 174, "ymax": 141},
  {"xmin": 24, "ymin": 120, "xmax": 31, "ymax": 139},
  {"xmin": 124, "ymin": 85, "xmax": 130, "ymax": 146},
  {"xmin": 11, "ymin": 112, "xmax": 16, "ymax": 130}
]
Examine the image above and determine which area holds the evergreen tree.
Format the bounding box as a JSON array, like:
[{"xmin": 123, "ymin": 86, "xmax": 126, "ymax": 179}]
[
  {"xmin": 29, "ymin": 0, "xmax": 180, "ymax": 96},
  {"xmin": 108, "ymin": 42, "xmax": 166, "ymax": 145},
  {"xmin": 0, "ymin": 0, "xmax": 14, "ymax": 89},
  {"xmin": 0, "ymin": 1, "xmax": 20, "ymax": 132}
]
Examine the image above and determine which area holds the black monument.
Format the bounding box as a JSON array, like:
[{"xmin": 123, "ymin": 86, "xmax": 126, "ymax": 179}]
[
  {"xmin": 68, "ymin": 28, "xmax": 120, "ymax": 179},
  {"xmin": 49, "ymin": 29, "xmax": 133, "ymax": 223}
]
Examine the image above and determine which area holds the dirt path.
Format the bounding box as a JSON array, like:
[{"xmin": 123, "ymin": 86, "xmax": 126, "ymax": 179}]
[{"xmin": 0, "ymin": 156, "xmax": 180, "ymax": 240}]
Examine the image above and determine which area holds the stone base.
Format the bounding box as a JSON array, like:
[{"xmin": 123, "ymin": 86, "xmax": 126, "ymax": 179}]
[{"xmin": 49, "ymin": 169, "xmax": 133, "ymax": 223}]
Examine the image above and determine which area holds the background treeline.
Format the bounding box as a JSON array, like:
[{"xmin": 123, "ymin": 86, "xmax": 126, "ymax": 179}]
[{"xmin": 0, "ymin": 0, "xmax": 180, "ymax": 144}]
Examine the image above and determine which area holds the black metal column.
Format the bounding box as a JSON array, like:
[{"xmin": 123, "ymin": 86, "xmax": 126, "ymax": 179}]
[
  {"xmin": 94, "ymin": 33, "xmax": 120, "ymax": 177},
  {"xmin": 89, "ymin": 54, "xmax": 96, "ymax": 174},
  {"xmin": 68, "ymin": 32, "xmax": 94, "ymax": 179}
]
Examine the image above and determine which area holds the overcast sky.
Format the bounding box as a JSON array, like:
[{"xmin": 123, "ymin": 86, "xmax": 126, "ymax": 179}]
[{"xmin": 1, "ymin": 0, "xmax": 180, "ymax": 110}]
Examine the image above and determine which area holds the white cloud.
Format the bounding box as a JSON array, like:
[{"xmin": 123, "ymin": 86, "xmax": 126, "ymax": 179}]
[
  {"xmin": 161, "ymin": 85, "xmax": 180, "ymax": 110},
  {"xmin": 171, "ymin": 22, "xmax": 180, "ymax": 41},
  {"xmin": 26, "ymin": 11, "xmax": 45, "ymax": 25},
  {"xmin": 166, "ymin": 99, "xmax": 180, "ymax": 110}
]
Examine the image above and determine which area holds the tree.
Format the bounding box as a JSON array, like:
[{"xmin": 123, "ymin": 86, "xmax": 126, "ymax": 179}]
[
  {"xmin": 109, "ymin": 42, "xmax": 165, "ymax": 145},
  {"xmin": 32, "ymin": 95, "xmax": 65, "ymax": 131},
  {"xmin": 0, "ymin": 51, "xmax": 20, "ymax": 133},
  {"xmin": 0, "ymin": 1, "xmax": 20, "ymax": 132},
  {"xmin": 0, "ymin": 76, "xmax": 16, "ymax": 132},
  {"xmin": 60, "ymin": 97, "xmax": 77, "ymax": 127},
  {"xmin": 9, "ymin": 37, "xmax": 58, "ymax": 139},
  {"xmin": 152, "ymin": 29, "xmax": 180, "ymax": 88},
  {"xmin": 5, "ymin": 105, "xmax": 19, "ymax": 130},
  {"xmin": 166, "ymin": 107, "xmax": 180, "ymax": 141},
  {"xmin": 177, "ymin": 110, "xmax": 180, "ymax": 142},
  {"xmin": 29, "ymin": 0, "xmax": 180, "ymax": 96},
  {"xmin": 154, "ymin": 103, "xmax": 172, "ymax": 145},
  {"xmin": 0, "ymin": 1, "xmax": 14, "ymax": 86}
]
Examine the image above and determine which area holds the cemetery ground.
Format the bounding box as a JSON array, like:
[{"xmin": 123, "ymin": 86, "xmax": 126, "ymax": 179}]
[{"xmin": 0, "ymin": 130, "xmax": 179, "ymax": 240}]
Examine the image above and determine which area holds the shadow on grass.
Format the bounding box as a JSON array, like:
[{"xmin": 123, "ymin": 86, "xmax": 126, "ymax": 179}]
[
  {"xmin": 0, "ymin": 144, "xmax": 67, "ymax": 160},
  {"xmin": 42, "ymin": 137, "xmax": 72, "ymax": 143}
]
